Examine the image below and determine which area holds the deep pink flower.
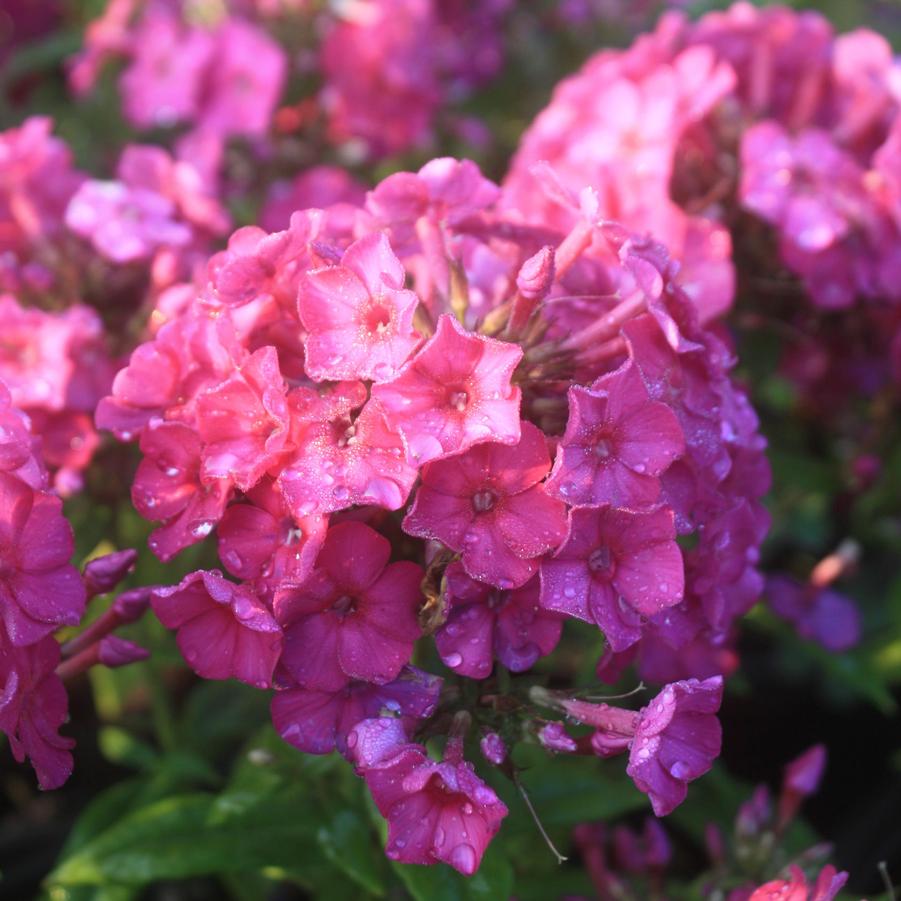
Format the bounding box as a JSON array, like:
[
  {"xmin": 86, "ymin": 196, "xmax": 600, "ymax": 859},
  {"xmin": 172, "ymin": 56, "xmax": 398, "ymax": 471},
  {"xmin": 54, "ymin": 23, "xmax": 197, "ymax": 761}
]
[
  {"xmin": 197, "ymin": 20, "xmax": 286, "ymax": 139},
  {"xmin": 298, "ymin": 232, "xmax": 420, "ymax": 383},
  {"xmin": 216, "ymin": 478, "xmax": 327, "ymax": 588},
  {"xmin": 0, "ymin": 379, "xmax": 37, "ymax": 479},
  {"xmin": 626, "ymin": 676, "xmax": 723, "ymax": 816},
  {"xmin": 0, "ymin": 472, "xmax": 85, "ymax": 646},
  {"xmin": 276, "ymin": 522, "xmax": 422, "ymax": 691},
  {"xmin": 271, "ymin": 665, "xmax": 441, "ymax": 757},
  {"xmin": 436, "ymin": 565, "xmax": 562, "ymax": 678},
  {"xmin": 151, "ymin": 570, "xmax": 282, "ymax": 688},
  {"xmin": 260, "ymin": 166, "xmax": 366, "ymax": 233},
  {"xmin": 0, "ymin": 633, "xmax": 73, "ymax": 789},
  {"xmin": 132, "ymin": 422, "xmax": 231, "ymax": 562},
  {"xmin": 277, "ymin": 386, "xmax": 417, "ymax": 517},
  {"xmin": 65, "ymin": 179, "xmax": 192, "ymax": 263},
  {"xmin": 196, "ymin": 346, "xmax": 291, "ymax": 491},
  {"xmin": 373, "ymin": 314, "xmax": 522, "ymax": 464},
  {"xmin": 556, "ymin": 676, "xmax": 723, "ymax": 815},
  {"xmin": 540, "ymin": 507, "xmax": 683, "ymax": 652},
  {"xmin": 546, "ymin": 361, "xmax": 684, "ymax": 509},
  {"xmin": 404, "ymin": 421, "xmax": 568, "ymax": 589},
  {"xmin": 119, "ymin": 6, "xmax": 213, "ymax": 130},
  {"xmin": 349, "ymin": 718, "xmax": 508, "ymax": 875},
  {"xmin": 749, "ymin": 865, "xmax": 848, "ymax": 901}
]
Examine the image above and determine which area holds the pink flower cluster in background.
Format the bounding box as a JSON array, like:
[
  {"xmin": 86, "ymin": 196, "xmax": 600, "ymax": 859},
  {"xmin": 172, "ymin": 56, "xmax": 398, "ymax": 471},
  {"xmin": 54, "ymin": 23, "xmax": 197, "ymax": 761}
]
[
  {"xmin": 95, "ymin": 154, "xmax": 769, "ymax": 870},
  {"xmin": 506, "ymin": 2, "xmax": 901, "ymax": 413}
]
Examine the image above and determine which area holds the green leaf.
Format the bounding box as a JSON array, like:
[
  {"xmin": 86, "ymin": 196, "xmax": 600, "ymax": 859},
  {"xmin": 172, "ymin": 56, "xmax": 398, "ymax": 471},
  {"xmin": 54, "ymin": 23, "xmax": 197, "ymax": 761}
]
[
  {"xmin": 49, "ymin": 787, "xmax": 322, "ymax": 889},
  {"xmin": 391, "ymin": 843, "xmax": 513, "ymax": 901},
  {"xmin": 317, "ymin": 809, "xmax": 386, "ymax": 895}
]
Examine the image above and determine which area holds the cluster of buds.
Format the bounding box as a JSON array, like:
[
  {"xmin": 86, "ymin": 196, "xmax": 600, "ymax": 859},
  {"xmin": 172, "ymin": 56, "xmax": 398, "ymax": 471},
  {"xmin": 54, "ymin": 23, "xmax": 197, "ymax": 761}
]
[
  {"xmin": 98, "ymin": 155, "xmax": 769, "ymax": 871},
  {"xmin": 0, "ymin": 379, "xmax": 148, "ymax": 788}
]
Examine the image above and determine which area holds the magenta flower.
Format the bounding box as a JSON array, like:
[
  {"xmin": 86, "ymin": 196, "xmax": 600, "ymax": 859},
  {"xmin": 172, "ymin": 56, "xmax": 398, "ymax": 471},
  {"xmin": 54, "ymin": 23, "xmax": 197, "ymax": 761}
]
[
  {"xmin": 277, "ymin": 387, "xmax": 417, "ymax": 517},
  {"xmin": 349, "ymin": 718, "xmax": 508, "ymax": 875},
  {"xmin": 196, "ymin": 346, "xmax": 291, "ymax": 491},
  {"xmin": 373, "ymin": 314, "xmax": 522, "ymax": 465},
  {"xmin": 271, "ymin": 665, "xmax": 441, "ymax": 757},
  {"xmin": 119, "ymin": 6, "xmax": 213, "ymax": 130},
  {"xmin": 298, "ymin": 232, "xmax": 420, "ymax": 383},
  {"xmin": 65, "ymin": 179, "xmax": 192, "ymax": 263},
  {"xmin": 766, "ymin": 575, "xmax": 861, "ymax": 652},
  {"xmin": 0, "ymin": 634, "xmax": 73, "ymax": 790},
  {"xmin": 276, "ymin": 522, "xmax": 422, "ymax": 691},
  {"xmin": 132, "ymin": 422, "xmax": 231, "ymax": 562},
  {"xmin": 626, "ymin": 676, "xmax": 724, "ymax": 816},
  {"xmin": 197, "ymin": 20, "xmax": 286, "ymax": 139},
  {"xmin": 151, "ymin": 571, "xmax": 282, "ymax": 688},
  {"xmin": 404, "ymin": 421, "xmax": 567, "ymax": 588},
  {"xmin": 546, "ymin": 362, "xmax": 684, "ymax": 509},
  {"xmin": 436, "ymin": 565, "xmax": 562, "ymax": 678},
  {"xmin": 540, "ymin": 507, "xmax": 683, "ymax": 652},
  {"xmin": 0, "ymin": 472, "xmax": 85, "ymax": 646},
  {"xmin": 216, "ymin": 478, "xmax": 327, "ymax": 588}
]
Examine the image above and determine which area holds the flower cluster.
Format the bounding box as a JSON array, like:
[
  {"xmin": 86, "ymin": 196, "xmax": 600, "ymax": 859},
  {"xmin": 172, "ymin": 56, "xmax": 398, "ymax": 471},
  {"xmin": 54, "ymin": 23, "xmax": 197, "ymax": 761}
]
[
  {"xmin": 99, "ymin": 155, "xmax": 769, "ymax": 870},
  {"xmin": 72, "ymin": 0, "xmax": 509, "ymax": 165},
  {"xmin": 0, "ymin": 379, "xmax": 147, "ymax": 788},
  {"xmin": 505, "ymin": 1, "xmax": 901, "ymax": 409}
]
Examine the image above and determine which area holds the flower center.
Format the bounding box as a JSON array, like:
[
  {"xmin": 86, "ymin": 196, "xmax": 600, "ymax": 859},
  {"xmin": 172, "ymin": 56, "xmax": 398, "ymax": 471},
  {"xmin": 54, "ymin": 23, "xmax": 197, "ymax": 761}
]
[
  {"xmin": 331, "ymin": 594, "xmax": 357, "ymax": 618},
  {"xmin": 588, "ymin": 546, "xmax": 615, "ymax": 577},
  {"xmin": 364, "ymin": 302, "xmax": 392, "ymax": 334},
  {"xmin": 594, "ymin": 437, "xmax": 612, "ymax": 458},
  {"xmin": 447, "ymin": 388, "xmax": 469, "ymax": 412},
  {"xmin": 471, "ymin": 489, "xmax": 497, "ymax": 513}
]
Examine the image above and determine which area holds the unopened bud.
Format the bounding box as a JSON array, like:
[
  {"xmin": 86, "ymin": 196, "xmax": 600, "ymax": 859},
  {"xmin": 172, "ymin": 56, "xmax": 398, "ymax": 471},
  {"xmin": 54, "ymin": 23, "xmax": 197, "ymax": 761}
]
[
  {"xmin": 112, "ymin": 586, "xmax": 154, "ymax": 624},
  {"xmin": 83, "ymin": 549, "xmax": 137, "ymax": 597},
  {"xmin": 516, "ymin": 245, "xmax": 555, "ymax": 301},
  {"xmin": 98, "ymin": 636, "xmax": 150, "ymax": 668}
]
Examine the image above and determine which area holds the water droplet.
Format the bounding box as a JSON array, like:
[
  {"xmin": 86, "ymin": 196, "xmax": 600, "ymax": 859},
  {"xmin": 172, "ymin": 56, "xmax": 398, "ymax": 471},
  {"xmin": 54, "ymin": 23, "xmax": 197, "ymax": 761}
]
[
  {"xmin": 449, "ymin": 843, "xmax": 477, "ymax": 874},
  {"xmin": 190, "ymin": 519, "xmax": 214, "ymax": 538},
  {"xmin": 444, "ymin": 652, "xmax": 463, "ymax": 668}
]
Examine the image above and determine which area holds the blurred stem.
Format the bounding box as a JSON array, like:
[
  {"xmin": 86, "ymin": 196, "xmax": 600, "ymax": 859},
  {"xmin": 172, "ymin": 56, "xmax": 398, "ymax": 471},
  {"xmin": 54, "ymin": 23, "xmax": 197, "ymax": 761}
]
[{"xmin": 146, "ymin": 659, "xmax": 178, "ymax": 753}]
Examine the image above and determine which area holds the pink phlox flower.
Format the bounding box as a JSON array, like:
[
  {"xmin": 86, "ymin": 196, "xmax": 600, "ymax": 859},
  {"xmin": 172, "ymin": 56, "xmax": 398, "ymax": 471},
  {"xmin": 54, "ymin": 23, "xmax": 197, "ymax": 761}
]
[
  {"xmin": 540, "ymin": 506, "xmax": 683, "ymax": 652},
  {"xmin": 436, "ymin": 565, "xmax": 562, "ymax": 678},
  {"xmin": 0, "ymin": 472, "xmax": 85, "ymax": 646},
  {"xmin": 65, "ymin": 175, "xmax": 192, "ymax": 264},
  {"xmin": 319, "ymin": 0, "xmax": 439, "ymax": 159},
  {"xmin": 277, "ymin": 383, "xmax": 416, "ymax": 517},
  {"xmin": 0, "ymin": 380, "xmax": 37, "ymax": 479},
  {"xmin": 626, "ymin": 675, "xmax": 723, "ymax": 816},
  {"xmin": 276, "ymin": 521, "xmax": 422, "ymax": 691},
  {"xmin": 119, "ymin": 5, "xmax": 214, "ymax": 130},
  {"xmin": 271, "ymin": 665, "xmax": 441, "ymax": 757},
  {"xmin": 372, "ymin": 313, "xmax": 522, "ymax": 465},
  {"xmin": 116, "ymin": 144, "xmax": 230, "ymax": 236},
  {"xmin": 545, "ymin": 360, "xmax": 684, "ymax": 509},
  {"xmin": 217, "ymin": 478, "xmax": 327, "ymax": 587},
  {"xmin": 748, "ymin": 865, "xmax": 848, "ymax": 901},
  {"xmin": 403, "ymin": 421, "xmax": 568, "ymax": 589},
  {"xmin": 96, "ymin": 308, "xmax": 242, "ymax": 438},
  {"xmin": 0, "ymin": 633, "xmax": 74, "ymax": 789},
  {"xmin": 612, "ymin": 818, "xmax": 671, "ymax": 873},
  {"xmin": 151, "ymin": 570, "xmax": 282, "ymax": 688},
  {"xmin": 0, "ymin": 117, "xmax": 84, "ymax": 248},
  {"xmin": 298, "ymin": 231, "xmax": 421, "ymax": 383},
  {"xmin": 209, "ymin": 214, "xmax": 320, "ymax": 308},
  {"xmin": 479, "ymin": 731, "xmax": 507, "ymax": 765},
  {"xmin": 132, "ymin": 421, "xmax": 231, "ymax": 561},
  {"xmin": 766, "ymin": 575, "xmax": 861, "ymax": 652},
  {"xmin": 348, "ymin": 717, "xmax": 508, "ymax": 875},
  {"xmin": 369, "ymin": 158, "xmax": 500, "ymax": 230},
  {"xmin": 196, "ymin": 19, "xmax": 286, "ymax": 139},
  {"xmin": 196, "ymin": 346, "xmax": 292, "ymax": 491},
  {"xmin": 537, "ymin": 721, "xmax": 578, "ymax": 754}
]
